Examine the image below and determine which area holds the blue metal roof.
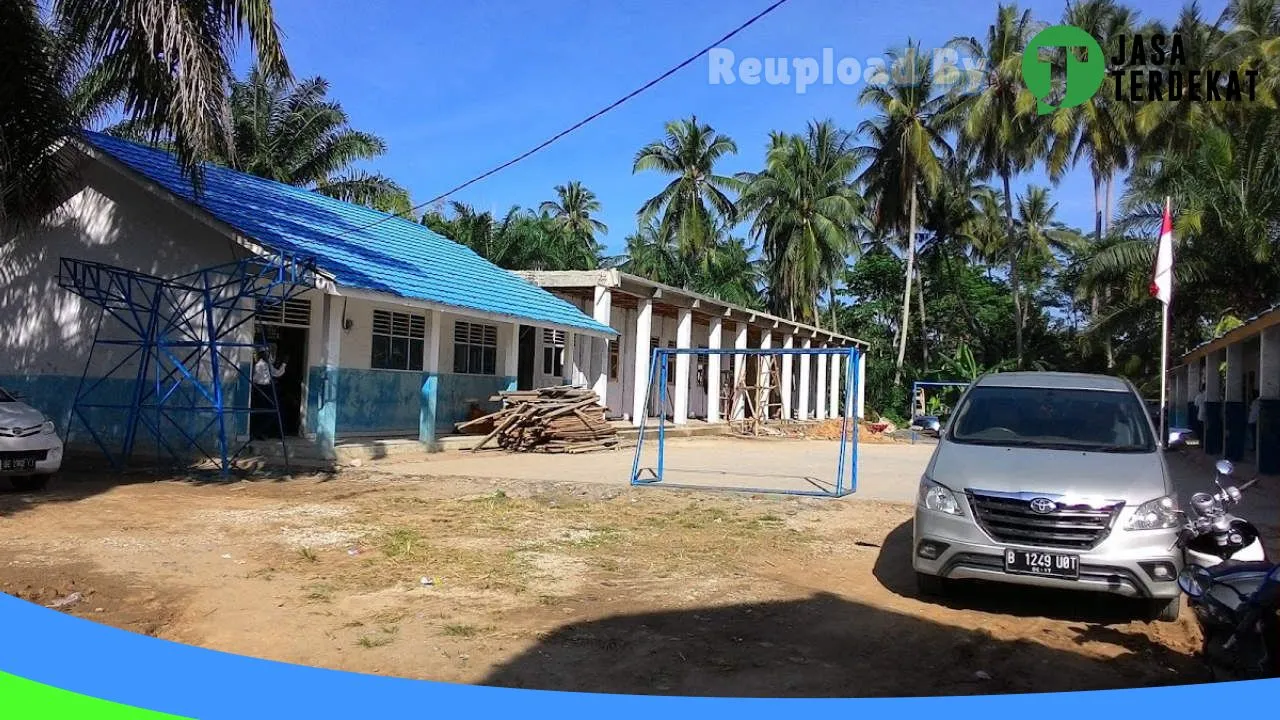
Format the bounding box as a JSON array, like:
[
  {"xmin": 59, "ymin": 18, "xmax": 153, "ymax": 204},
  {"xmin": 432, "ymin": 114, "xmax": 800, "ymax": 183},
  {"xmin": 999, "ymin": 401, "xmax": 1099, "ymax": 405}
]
[{"xmin": 80, "ymin": 131, "xmax": 615, "ymax": 336}]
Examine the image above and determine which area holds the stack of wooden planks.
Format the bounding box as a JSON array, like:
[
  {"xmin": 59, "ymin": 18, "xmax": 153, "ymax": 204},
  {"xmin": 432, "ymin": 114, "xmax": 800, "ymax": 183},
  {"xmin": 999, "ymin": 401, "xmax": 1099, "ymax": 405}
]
[{"xmin": 454, "ymin": 386, "xmax": 618, "ymax": 453}]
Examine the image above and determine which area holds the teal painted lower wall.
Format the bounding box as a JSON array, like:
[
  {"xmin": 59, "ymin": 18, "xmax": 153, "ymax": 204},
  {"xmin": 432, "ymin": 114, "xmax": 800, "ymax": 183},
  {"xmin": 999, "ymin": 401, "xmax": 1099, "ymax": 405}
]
[
  {"xmin": 3, "ymin": 369, "xmax": 517, "ymax": 460},
  {"xmin": 0, "ymin": 372, "xmax": 251, "ymax": 456},
  {"xmin": 331, "ymin": 368, "xmax": 423, "ymax": 434},
  {"xmin": 435, "ymin": 373, "xmax": 509, "ymax": 431}
]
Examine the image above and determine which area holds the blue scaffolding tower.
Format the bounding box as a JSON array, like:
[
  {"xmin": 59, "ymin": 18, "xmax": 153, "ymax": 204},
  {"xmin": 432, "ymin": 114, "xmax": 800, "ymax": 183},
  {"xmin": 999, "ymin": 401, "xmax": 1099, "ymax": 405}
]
[{"xmin": 57, "ymin": 252, "xmax": 317, "ymax": 475}]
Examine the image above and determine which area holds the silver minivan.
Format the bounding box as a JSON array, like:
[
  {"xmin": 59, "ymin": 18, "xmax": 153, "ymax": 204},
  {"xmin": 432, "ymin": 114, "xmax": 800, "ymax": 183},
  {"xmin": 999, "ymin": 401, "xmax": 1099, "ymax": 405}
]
[{"xmin": 912, "ymin": 372, "xmax": 1183, "ymax": 621}]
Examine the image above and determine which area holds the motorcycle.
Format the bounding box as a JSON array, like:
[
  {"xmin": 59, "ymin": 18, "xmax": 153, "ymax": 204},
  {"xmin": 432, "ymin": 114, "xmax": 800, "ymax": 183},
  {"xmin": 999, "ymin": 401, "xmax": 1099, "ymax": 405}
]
[
  {"xmin": 1174, "ymin": 459, "xmax": 1279, "ymax": 679},
  {"xmin": 1179, "ymin": 460, "xmax": 1267, "ymax": 567},
  {"xmin": 1177, "ymin": 557, "xmax": 1280, "ymax": 679}
]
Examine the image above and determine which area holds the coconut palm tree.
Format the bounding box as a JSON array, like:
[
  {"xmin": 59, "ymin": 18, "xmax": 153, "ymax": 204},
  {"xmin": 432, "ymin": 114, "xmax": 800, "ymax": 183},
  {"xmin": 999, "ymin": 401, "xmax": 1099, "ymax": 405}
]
[
  {"xmin": 620, "ymin": 218, "xmax": 687, "ymax": 288},
  {"xmin": 856, "ymin": 42, "xmax": 955, "ymax": 385},
  {"xmin": 1084, "ymin": 111, "xmax": 1280, "ymax": 356},
  {"xmin": 738, "ymin": 120, "xmax": 864, "ymax": 327},
  {"xmin": 949, "ymin": 4, "xmax": 1040, "ymax": 367},
  {"xmin": 632, "ymin": 115, "xmax": 742, "ymax": 277},
  {"xmin": 3, "ymin": 0, "xmax": 289, "ymax": 226},
  {"xmin": 693, "ymin": 230, "xmax": 765, "ymax": 309},
  {"xmin": 423, "ymin": 202, "xmax": 599, "ymax": 271},
  {"xmin": 227, "ymin": 67, "xmax": 409, "ymax": 214},
  {"xmin": 1013, "ymin": 185, "xmax": 1082, "ymax": 329},
  {"xmin": 539, "ymin": 180, "xmax": 607, "ymax": 260},
  {"xmin": 1048, "ymin": 0, "xmax": 1138, "ymax": 240}
]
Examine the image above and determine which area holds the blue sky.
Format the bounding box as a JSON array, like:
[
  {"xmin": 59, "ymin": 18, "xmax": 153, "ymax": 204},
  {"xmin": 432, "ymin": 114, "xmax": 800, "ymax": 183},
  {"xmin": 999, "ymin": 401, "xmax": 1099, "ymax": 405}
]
[{"xmin": 251, "ymin": 0, "xmax": 1226, "ymax": 257}]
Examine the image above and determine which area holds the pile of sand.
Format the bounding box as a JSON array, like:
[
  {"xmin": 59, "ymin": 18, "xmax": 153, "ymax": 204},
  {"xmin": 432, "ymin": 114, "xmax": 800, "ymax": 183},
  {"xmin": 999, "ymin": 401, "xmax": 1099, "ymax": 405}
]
[{"xmin": 803, "ymin": 419, "xmax": 899, "ymax": 443}]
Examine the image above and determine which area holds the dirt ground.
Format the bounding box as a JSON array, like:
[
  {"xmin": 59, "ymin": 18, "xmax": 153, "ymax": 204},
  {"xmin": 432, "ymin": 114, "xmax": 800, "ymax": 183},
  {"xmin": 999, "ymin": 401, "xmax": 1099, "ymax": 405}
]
[{"xmin": 1, "ymin": 441, "xmax": 1222, "ymax": 698}]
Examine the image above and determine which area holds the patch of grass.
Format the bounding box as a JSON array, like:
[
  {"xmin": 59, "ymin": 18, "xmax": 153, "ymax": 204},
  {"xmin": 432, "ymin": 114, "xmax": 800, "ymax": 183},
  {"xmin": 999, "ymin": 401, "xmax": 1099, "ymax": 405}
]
[
  {"xmin": 298, "ymin": 547, "xmax": 319, "ymax": 563},
  {"xmin": 357, "ymin": 634, "xmax": 394, "ymax": 649},
  {"xmin": 442, "ymin": 623, "xmax": 478, "ymax": 638},
  {"xmin": 305, "ymin": 583, "xmax": 334, "ymax": 603},
  {"xmin": 380, "ymin": 528, "xmax": 423, "ymax": 559}
]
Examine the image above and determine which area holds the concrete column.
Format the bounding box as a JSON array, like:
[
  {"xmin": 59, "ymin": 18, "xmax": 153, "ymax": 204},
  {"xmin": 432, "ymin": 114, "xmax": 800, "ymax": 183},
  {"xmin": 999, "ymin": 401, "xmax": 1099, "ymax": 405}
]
[
  {"xmin": 1187, "ymin": 361, "xmax": 1203, "ymax": 440},
  {"xmin": 815, "ymin": 345, "xmax": 828, "ymax": 421},
  {"xmin": 1259, "ymin": 327, "xmax": 1280, "ymax": 473},
  {"xmin": 732, "ymin": 323, "xmax": 747, "ymax": 420},
  {"xmin": 673, "ymin": 308, "xmax": 692, "ymax": 424},
  {"xmin": 562, "ymin": 332, "xmax": 576, "ymax": 385},
  {"xmin": 316, "ymin": 293, "xmax": 343, "ymax": 459},
  {"xmin": 1169, "ymin": 370, "xmax": 1181, "ymax": 427},
  {"xmin": 591, "ymin": 287, "xmax": 611, "ymax": 406},
  {"xmin": 631, "ymin": 298, "xmax": 653, "ymax": 427},
  {"xmin": 502, "ymin": 322, "xmax": 519, "ymax": 392},
  {"xmin": 707, "ymin": 317, "xmax": 723, "ymax": 423},
  {"xmin": 418, "ymin": 309, "xmax": 443, "ymax": 450},
  {"xmin": 758, "ymin": 329, "xmax": 773, "ymax": 421},
  {"xmin": 798, "ymin": 337, "xmax": 812, "ymax": 420},
  {"xmin": 781, "ymin": 333, "xmax": 794, "ymax": 419},
  {"xmin": 856, "ymin": 348, "xmax": 867, "ymax": 419},
  {"xmin": 1224, "ymin": 343, "xmax": 1246, "ymax": 460},
  {"xmin": 828, "ymin": 348, "xmax": 841, "ymax": 418},
  {"xmin": 1204, "ymin": 349, "xmax": 1224, "ymax": 455}
]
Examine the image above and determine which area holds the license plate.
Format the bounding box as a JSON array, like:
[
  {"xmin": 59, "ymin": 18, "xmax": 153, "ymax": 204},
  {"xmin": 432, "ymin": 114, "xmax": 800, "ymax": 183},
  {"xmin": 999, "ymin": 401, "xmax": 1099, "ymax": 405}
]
[
  {"xmin": 1003, "ymin": 549, "xmax": 1079, "ymax": 580},
  {"xmin": 0, "ymin": 458, "xmax": 36, "ymax": 471}
]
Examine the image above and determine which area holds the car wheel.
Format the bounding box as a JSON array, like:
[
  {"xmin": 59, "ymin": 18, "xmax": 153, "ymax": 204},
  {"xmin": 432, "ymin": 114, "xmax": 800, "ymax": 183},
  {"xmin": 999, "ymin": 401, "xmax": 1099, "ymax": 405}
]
[
  {"xmin": 11, "ymin": 475, "xmax": 50, "ymax": 492},
  {"xmin": 915, "ymin": 572, "xmax": 948, "ymax": 597},
  {"xmin": 1150, "ymin": 596, "xmax": 1181, "ymax": 622}
]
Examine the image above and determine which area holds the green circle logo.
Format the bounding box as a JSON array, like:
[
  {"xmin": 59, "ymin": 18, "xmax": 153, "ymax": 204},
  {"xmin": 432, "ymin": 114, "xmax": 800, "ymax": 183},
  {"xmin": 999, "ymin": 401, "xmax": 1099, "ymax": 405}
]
[{"xmin": 1022, "ymin": 25, "xmax": 1106, "ymax": 114}]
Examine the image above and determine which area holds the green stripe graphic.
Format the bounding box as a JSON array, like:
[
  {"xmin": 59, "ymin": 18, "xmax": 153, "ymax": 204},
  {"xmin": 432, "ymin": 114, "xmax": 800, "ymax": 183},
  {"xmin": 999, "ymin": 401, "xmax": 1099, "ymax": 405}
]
[{"xmin": 0, "ymin": 671, "xmax": 190, "ymax": 718}]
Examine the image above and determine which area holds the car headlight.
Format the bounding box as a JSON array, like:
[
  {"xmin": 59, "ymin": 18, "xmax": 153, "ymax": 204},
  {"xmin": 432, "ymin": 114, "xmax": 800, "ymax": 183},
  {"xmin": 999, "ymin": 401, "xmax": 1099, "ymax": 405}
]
[
  {"xmin": 918, "ymin": 477, "xmax": 964, "ymax": 516},
  {"xmin": 40, "ymin": 419, "xmax": 56, "ymax": 435},
  {"xmin": 1125, "ymin": 495, "xmax": 1180, "ymax": 530}
]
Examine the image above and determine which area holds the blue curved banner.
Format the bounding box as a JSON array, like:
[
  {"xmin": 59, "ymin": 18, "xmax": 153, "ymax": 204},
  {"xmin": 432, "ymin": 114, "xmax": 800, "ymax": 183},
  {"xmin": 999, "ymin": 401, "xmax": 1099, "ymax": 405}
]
[{"xmin": 1, "ymin": 592, "xmax": 1275, "ymax": 717}]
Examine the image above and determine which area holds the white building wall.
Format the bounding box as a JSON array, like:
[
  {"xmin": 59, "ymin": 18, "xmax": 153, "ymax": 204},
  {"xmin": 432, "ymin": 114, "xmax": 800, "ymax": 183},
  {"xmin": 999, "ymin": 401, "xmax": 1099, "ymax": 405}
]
[{"xmin": 1, "ymin": 154, "xmax": 252, "ymax": 377}]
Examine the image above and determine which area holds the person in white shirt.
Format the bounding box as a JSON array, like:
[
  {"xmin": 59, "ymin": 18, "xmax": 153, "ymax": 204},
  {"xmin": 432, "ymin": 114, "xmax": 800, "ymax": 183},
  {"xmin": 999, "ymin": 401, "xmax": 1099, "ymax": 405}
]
[
  {"xmin": 1194, "ymin": 383, "xmax": 1207, "ymax": 424},
  {"xmin": 251, "ymin": 351, "xmax": 287, "ymax": 440},
  {"xmin": 1248, "ymin": 391, "xmax": 1260, "ymax": 452}
]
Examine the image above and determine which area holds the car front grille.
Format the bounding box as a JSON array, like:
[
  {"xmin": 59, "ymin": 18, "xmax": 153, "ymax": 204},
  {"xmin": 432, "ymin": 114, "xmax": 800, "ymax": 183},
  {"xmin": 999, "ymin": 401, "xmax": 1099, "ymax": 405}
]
[
  {"xmin": 0, "ymin": 424, "xmax": 42, "ymax": 438},
  {"xmin": 966, "ymin": 490, "xmax": 1123, "ymax": 550}
]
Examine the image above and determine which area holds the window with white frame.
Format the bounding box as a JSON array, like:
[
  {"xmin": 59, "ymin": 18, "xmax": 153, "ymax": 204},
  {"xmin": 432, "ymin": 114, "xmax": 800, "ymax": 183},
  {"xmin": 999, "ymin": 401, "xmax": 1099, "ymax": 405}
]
[
  {"xmin": 542, "ymin": 329, "xmax": 565, "ymax": 376},
  {"xmin": 454, "ymin": 321, "xmax": 498, "ymax": 375},
  {"xmin": 371, "ymin": 309, "xmax": 425, "ymax": 371}
]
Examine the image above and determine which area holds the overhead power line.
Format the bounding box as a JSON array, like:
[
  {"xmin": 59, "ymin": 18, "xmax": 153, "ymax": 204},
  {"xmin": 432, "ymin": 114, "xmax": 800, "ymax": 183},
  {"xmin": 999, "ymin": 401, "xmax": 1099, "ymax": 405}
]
[{"xmin": 333, "ymin": 0, "xmax": 794, "ymax": 239}]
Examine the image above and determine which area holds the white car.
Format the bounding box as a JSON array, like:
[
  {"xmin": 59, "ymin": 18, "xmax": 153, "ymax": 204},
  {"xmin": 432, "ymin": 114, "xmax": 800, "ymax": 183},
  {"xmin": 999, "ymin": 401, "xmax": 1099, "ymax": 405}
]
[{"xmin": 0, "ymin": 387, "xmax": 62, "ymax": 490}]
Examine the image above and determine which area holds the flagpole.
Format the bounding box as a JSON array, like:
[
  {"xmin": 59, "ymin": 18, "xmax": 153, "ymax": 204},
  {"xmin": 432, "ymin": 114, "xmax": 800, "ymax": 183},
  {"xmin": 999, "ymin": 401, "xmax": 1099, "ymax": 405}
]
[{"xmin": 1158, "ymin": 196, "xmax": 1171, "ymax": 450}]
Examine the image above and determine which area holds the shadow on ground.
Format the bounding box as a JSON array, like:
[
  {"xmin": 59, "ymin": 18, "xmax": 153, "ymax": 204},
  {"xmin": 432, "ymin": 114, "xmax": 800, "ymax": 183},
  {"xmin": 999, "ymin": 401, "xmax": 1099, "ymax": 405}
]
[
  {"xmin": 0, "ymin": 453, "xmax": 336, "ymax": 518},
  {"xmin": 480, "ymin": 589, "xmax": 1200, "ymax": 697},
  {"xmin": 872, "ymin": 519, "xmax": 1175, "ymax": 624}
]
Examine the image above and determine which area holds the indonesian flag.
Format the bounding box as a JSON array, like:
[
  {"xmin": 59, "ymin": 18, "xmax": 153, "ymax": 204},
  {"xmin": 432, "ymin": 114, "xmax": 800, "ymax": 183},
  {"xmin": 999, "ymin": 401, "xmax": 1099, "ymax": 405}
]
[{"xmin": 1150, "ymin": 200, "xmax": 1174, "ymax": 304}]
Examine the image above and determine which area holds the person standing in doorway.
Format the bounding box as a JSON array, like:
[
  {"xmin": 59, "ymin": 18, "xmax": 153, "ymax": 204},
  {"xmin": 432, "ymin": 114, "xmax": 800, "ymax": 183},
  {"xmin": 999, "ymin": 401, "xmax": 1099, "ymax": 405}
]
[
  {"xmin": 251, "ymin": 351, "xmax": 288, "ymax": 440},
  {"xmin": 1248, "ymin": 390, "xmax": 1260, "ymax": 453},
  {"xmin": 1194, "ymin": 382, "xmax": 1207, "ymax": 429}
]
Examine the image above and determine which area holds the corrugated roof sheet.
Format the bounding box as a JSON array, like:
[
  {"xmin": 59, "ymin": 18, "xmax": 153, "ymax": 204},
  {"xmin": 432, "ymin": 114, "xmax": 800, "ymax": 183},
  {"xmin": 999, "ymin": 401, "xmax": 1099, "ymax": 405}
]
[{"xmin": 80, "ymin": 131, "xmax": 615, "ymax": 336}]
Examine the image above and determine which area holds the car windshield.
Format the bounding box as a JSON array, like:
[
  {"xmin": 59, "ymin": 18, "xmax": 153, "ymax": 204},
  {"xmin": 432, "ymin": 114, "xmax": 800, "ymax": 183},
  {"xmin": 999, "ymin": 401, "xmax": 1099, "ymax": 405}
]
[
  {"xmin": 948, "ymin": 385, "xmax": 1156, "ymax": 452},
  {"xmin": 0, "ymin": 388, "xmax": 13, "ymax": 402}
]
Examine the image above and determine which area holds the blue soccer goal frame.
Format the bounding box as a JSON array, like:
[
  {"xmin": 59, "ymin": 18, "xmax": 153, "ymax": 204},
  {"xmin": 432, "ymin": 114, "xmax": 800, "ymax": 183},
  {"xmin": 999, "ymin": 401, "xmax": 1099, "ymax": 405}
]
[{"xmin": 629, "ymin": 345, "xmax": 863, "ymax": 497}]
